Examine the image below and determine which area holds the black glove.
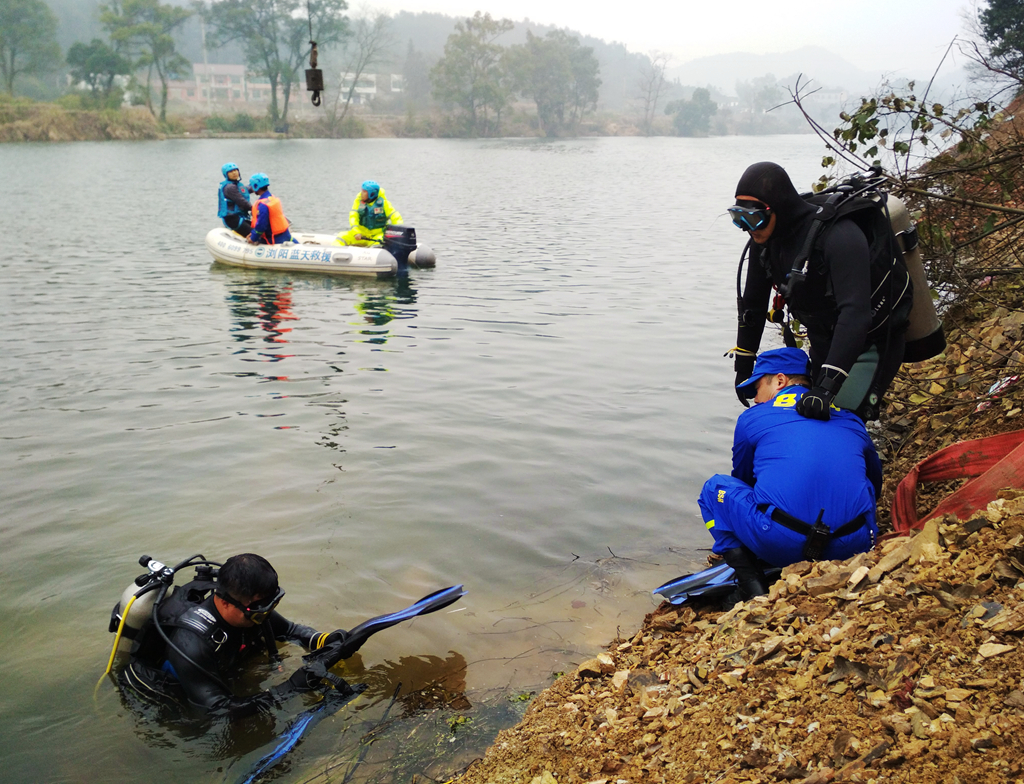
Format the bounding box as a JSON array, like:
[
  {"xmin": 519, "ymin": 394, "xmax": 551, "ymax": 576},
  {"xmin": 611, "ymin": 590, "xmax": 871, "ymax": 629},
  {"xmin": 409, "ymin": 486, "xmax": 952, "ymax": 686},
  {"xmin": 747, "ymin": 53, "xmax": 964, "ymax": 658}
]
[
  {"xmin": 734, "ymin": 353, "xmax": 756, "ymax": 407},
  {"xmin": 286, "ymin": 665, "xmax": 322, "ymax": 692},
  {"xmin": 795, "ymin": 366, "xmax": 846, "ymax": 421}
]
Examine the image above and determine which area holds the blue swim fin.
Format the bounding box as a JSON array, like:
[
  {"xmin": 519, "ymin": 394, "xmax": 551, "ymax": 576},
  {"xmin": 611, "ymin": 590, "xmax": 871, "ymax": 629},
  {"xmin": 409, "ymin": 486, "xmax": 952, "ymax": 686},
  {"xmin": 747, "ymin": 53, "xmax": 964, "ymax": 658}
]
[
  {"xmin": 332, "ymin": 585, "xmax": 466, "ymax": 660},
  {"xmin": 653, "ymin": 564, "xmax": 781, "ymax": 605},
  {"xmin": 235, "ymin": 683, "xmax": 365, "ymax": 784}
]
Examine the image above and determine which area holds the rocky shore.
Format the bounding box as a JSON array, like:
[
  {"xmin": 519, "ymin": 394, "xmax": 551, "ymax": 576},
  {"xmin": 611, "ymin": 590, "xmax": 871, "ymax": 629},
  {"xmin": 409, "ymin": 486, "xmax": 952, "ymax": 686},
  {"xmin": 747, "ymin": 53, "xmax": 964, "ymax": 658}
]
[{"xmin": 455, "ymin": 502, "xmax": 1024, "ymax": 784}]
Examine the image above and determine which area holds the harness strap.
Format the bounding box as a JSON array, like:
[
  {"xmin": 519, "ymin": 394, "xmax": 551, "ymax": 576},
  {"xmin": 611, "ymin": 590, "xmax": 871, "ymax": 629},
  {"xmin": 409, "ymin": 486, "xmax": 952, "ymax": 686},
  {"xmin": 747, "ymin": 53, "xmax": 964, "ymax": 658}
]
[{"xmin": 756, "ymin": 503, "xmax": 869, "ymax": 560}]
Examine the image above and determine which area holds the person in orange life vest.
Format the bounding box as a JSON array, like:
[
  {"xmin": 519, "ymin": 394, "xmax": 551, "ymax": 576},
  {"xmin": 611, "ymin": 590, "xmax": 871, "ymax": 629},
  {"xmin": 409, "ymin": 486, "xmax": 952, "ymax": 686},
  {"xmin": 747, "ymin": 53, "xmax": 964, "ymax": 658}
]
[{"xmin": 247, "ymin": 172, "xmax": 292, "ymax": 245}]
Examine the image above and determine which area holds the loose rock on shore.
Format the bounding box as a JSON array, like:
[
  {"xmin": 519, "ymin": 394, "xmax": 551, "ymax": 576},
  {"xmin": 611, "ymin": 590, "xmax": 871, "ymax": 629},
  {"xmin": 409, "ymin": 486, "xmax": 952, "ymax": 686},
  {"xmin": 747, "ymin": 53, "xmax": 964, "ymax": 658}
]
[{"xmin": 455, "ymin": 496, "xmax": 1024, "ymax": 784}]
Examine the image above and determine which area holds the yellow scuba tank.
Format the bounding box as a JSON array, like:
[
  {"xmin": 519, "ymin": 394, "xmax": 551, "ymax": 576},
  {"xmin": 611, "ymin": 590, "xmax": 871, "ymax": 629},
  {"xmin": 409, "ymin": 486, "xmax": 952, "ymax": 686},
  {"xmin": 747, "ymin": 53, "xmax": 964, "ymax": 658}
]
[{"xmin": 887, "ymin": 196, "xmax": 946, "ymax": 362}]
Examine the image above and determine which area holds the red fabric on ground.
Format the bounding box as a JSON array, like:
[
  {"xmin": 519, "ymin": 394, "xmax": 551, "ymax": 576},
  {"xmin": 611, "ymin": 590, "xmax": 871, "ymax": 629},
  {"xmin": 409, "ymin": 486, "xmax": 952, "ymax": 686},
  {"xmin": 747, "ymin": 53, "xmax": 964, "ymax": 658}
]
[{"xmin": 891, "ymin": 429, "xmax": 1024, "ymax": 532}]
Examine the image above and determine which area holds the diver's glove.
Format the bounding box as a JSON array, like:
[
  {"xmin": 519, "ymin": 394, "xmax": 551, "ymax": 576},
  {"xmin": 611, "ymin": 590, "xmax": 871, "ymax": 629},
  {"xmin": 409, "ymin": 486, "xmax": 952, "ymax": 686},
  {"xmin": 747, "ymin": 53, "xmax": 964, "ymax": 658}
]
[
  {"xmin": 734, "ymin": 353, "xmax": 756, "ymax": 407},
  {"xmin": 286, "ymin": 665, "xmax": 324, "ymax": 692},
  {"xmin": 795, "ymin": 365, "xmax": 846, "ymax": 421}
]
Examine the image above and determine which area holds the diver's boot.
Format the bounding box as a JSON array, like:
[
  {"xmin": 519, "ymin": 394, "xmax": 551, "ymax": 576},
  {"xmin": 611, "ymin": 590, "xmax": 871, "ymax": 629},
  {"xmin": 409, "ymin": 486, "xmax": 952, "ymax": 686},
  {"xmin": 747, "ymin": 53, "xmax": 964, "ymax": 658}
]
[{"xmin": 722, "ymin": 547, "xmax": 768, "ymax": 600}]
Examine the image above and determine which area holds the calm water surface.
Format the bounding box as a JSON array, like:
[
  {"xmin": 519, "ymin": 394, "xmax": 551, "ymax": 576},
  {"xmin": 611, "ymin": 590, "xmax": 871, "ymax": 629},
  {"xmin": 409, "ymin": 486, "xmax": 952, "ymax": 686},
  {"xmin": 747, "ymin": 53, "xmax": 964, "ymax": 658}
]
[{"xmin": 1, "ymin": 135, "xmax": 823, "ymax": 782}]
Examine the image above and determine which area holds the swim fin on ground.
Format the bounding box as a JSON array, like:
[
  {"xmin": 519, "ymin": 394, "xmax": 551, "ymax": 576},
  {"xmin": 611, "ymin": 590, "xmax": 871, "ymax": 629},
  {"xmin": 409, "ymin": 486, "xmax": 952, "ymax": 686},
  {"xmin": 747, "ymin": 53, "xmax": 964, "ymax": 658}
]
[{"xmin": 653, "ymin": 563, "xmax": 781, "ymax": 605}]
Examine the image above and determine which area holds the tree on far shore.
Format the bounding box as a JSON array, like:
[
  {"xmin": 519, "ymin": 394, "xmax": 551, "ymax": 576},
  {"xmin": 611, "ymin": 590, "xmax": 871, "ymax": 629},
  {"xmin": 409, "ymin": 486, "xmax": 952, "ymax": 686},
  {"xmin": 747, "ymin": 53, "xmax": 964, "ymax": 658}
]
[
  {"xmin": 0, "ymin": 0, "xmax": 61, "ymax": 95},
  {"xmin": 101, "ymin": 0, "xmax": 192, "ymax": 122},
  {"xmin": 431, "ymin": 12, "xmax": 514, "ymax": 136},
  {"xmin": 507, "ymin": 30, "xmax": 600, "ymax": 137},
  {"xmin": 665, "ymin": 87, "xmax": 717, "ymax": 136},
  {"xmin": 202, "ymin": 0, "xmax": 349, "ymax": 129},
  {"xmin": 67, "ymin": 39, "xmax": 133, "ymax": 104}
]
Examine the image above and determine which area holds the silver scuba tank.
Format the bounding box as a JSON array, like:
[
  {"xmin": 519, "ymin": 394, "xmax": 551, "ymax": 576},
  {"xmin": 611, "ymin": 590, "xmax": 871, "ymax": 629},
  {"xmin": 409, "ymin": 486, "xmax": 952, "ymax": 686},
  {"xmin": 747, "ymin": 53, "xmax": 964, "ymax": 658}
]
[
  {"xmin": 108, "ymin": 558, "xmax": 167, "ymax": 655},
  {"xmin": 887, "ymin": 195, "xmax": 946, "ymax": 362}
]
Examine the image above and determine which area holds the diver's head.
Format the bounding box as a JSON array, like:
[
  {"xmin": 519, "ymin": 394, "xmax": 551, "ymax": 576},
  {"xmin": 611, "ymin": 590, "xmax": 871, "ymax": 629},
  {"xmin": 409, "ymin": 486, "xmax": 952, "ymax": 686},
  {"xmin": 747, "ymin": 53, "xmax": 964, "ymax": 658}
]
[
  {"xmin": 215, "ymin": 554, "xmax": 284, "ymax": 626},
  {"xmin": 732, "ymin": 162, "xmax": 810, "ymax": 241}
]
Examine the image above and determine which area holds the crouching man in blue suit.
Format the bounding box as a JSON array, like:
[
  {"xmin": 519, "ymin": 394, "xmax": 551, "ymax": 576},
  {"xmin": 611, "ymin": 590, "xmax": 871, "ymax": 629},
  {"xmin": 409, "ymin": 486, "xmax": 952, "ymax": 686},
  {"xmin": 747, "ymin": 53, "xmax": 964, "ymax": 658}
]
[{"xmin": 699, "ymin": 347, "xmax": 882, "ymax": 599}]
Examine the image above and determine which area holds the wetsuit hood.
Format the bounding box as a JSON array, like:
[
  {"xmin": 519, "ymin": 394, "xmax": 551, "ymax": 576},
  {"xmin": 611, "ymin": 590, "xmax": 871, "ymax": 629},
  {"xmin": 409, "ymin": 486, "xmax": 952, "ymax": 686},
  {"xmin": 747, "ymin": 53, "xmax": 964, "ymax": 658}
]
[{"xmin": 735, "ymin": 161, "xmax": 814, "ymax": 236}]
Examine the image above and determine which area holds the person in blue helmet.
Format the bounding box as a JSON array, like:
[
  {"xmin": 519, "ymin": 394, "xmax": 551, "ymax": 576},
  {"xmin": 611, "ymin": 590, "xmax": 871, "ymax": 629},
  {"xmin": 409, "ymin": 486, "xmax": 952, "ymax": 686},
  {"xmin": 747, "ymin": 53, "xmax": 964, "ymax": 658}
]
[
  {"xmin": 217, "ymin": 162, "xmax": 252, "ymax": 237},
  {"xmin": 247, "ymin": 173, "xmax": 292, "ymax": 246},
  {"xmin": 698, "ymin": 347, "xmax": 882, "ymax": 600},
  {"xmin": 336, "ymin": 180, "xmax": 403, "ymax": 247}
]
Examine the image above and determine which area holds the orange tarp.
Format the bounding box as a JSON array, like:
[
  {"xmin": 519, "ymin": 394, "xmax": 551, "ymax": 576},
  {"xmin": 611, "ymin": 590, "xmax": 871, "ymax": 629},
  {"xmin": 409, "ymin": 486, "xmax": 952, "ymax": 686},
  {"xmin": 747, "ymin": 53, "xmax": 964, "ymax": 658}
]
[{"xmin": 891, "ymin": 429, "xmax": 1024, "ymax": 532}]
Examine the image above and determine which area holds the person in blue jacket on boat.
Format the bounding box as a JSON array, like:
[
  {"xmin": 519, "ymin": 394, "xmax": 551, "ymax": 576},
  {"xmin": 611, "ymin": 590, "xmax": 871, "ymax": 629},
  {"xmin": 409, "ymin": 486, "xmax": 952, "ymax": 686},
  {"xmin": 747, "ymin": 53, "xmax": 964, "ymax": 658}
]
[
  {"xmin": 698, "ymin": 347, "xmax": 882, "ymax": 600},
  {"xmin": 217, "ymin": 162, "xmax": 252, "ymax": 237},
  {"xmin": 336, "ymin": 180, "xmax": 403, "ymax": 247},
  {"xmin": 247, "ymin": 173, "xmax": 293, "ymax": 246}
]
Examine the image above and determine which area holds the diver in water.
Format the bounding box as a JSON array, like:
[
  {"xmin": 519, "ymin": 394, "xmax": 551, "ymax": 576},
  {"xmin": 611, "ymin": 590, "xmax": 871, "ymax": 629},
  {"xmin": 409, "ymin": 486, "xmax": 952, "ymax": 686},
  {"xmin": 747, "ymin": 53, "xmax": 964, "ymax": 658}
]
[
  {"xmin": 699, "ymin": 347, "xmax": 882, "ymax": 599},
  {"xmin": 120, "ymin": 553, "xmax": 349, "ymax": 719},
  {"xmin": 217, "ymin": 163, "xmax": 252, "ymax": 237},
  {"xmin": 729, "ymin": 162, "xmax": 914, "ymax": 421},
  {"xmin": 336, "ymin": 180, "xmax": 403, "ymax": 247}
]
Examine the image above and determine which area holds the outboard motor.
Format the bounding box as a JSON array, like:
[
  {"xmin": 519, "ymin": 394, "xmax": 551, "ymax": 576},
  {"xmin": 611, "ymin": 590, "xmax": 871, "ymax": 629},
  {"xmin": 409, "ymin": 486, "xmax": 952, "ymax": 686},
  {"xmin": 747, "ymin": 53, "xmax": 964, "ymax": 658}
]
[
  {"xmin": 383, "ymin": 225, "xmax": 417, "ymax": 270},
  {"xmin": 383, "ymin": 225, "xmax": 437, "ymax": 270}
]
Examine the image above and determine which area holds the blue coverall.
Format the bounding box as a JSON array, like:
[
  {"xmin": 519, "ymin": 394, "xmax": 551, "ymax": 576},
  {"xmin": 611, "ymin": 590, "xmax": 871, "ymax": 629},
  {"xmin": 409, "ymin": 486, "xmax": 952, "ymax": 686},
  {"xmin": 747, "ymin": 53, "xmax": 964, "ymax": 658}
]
[{"xmin": 699, "ymin": 385, "xmax": 882, "ymax": 566}]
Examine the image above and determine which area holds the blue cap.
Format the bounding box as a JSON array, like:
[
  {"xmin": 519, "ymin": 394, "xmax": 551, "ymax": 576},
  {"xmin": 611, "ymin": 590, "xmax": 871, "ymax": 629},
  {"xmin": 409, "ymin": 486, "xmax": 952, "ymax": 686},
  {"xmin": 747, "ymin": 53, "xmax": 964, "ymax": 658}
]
[{"xmin": 736, "ymin": 347, "xmax": 811, "ymax": 397}]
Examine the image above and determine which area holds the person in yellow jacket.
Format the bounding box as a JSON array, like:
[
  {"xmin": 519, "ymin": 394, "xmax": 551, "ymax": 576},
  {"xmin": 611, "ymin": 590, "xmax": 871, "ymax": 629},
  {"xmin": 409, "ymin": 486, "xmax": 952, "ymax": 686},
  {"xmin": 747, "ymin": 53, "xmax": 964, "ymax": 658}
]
[{"xmin": 336, "ymin": 180, "xmax": 403, "ymax": 247}]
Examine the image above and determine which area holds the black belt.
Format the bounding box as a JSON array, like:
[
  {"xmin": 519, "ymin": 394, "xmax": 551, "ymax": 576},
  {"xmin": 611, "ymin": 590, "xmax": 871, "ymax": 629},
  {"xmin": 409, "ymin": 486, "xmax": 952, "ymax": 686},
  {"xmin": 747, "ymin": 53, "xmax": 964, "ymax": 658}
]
[{"xmin": 757, "ymin": 504, "xmax": 869, "ymax": 561}]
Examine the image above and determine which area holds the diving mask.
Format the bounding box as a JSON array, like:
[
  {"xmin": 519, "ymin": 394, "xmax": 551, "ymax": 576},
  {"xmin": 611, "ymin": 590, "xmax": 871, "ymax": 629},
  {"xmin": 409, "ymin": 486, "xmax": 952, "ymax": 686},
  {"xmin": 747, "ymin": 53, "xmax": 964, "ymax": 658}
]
[
  {"xmin": 728, "ymin": 203, "xmax": 772, "ymax": 232},
  {"xmin": 219, "ymin": 586, "xmax": 285, "ymax": 624}
]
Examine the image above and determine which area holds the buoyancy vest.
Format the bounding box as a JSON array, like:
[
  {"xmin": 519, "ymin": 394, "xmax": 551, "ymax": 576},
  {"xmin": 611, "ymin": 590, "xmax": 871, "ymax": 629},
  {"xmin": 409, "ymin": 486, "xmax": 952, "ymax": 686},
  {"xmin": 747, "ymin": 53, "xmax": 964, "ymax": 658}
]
[
  {"xmin": 254, "ymin": 194, "xmax": 289, "ymax": 239},
  {"xmin": 357, "ymin": 197, "xmax": 389, "ymax": 230},
  {"xmin": 218, "ymin": 179, "xmax": 249, "ymax": 219},
  {"xmin": 755, "ymin": 193, "xmax": 914, "ymax": 341},
  {"xmin": 127, "ymin": 577, "xmax": 221, "ymax": 667}
]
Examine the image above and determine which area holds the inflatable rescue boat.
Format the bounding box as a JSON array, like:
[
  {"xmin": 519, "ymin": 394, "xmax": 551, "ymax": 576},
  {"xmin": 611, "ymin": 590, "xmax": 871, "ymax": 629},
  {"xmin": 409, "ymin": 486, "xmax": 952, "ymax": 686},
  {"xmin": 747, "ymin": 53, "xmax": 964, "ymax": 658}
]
[{"xmin": 205, "ymin": 224, "xmax": 436, "ymax": 278}]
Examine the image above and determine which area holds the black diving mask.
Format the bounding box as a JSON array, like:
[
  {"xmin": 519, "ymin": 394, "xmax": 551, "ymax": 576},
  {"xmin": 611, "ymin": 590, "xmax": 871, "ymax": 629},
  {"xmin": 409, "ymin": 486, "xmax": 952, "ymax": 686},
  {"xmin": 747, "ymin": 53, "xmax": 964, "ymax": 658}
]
[
  {"xmin": 220, "ymin": 586, "xmax": 286, "ymax": 624},
  {"xmin": 728, "ymin": 203, "xmax": 771, "ymax": 232}
]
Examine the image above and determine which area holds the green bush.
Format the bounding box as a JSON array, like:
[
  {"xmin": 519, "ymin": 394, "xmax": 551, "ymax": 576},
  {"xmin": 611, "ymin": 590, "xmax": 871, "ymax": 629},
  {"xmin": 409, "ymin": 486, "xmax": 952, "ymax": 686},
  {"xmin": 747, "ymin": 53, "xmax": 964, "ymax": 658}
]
[{"xmin": 204, "ymin": 112, "xmax": 269, "ymax": 133}]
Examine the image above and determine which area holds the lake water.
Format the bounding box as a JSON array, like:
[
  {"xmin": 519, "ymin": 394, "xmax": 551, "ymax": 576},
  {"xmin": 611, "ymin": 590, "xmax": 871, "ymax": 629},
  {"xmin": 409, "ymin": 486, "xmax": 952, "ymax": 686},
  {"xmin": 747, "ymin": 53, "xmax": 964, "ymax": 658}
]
[{"xmin": 1, "ymin": 134, "xmax": 824, "ymax": 783}]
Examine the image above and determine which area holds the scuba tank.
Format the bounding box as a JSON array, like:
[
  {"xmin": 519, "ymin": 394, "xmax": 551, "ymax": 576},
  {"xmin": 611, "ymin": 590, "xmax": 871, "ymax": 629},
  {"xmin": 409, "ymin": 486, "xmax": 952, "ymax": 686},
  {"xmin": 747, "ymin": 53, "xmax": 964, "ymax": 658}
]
[
  {"xmin": 886, "ymin": 195, "xmax": 946, "ymax": 362},
  {"xmin": 108, "ymin": 556, "xmax": 173, "ymax": 656},
  {"xmin": 104, "ymin": 554, "xmax": 221, "ymax": 675}
]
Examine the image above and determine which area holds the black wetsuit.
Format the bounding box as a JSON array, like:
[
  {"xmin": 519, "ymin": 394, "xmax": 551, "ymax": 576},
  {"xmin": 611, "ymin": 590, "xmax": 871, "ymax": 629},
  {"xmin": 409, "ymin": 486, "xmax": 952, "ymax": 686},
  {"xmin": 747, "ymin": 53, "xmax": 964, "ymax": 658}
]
[
  {"xmin": 735, "ymin": 162, "xmax": 911, "ymax": 408},
  {"xmin": 123, "ymin": 594, "xmax": 321, "ymax": 719}
]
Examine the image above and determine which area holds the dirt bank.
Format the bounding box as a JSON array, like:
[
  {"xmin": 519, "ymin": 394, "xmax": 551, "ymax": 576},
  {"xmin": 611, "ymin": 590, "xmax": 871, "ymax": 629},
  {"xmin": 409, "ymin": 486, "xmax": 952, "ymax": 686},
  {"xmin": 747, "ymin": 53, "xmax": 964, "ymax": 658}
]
[{"xmin": 0, "ymin": 99, "xmax": 160, "ymax": 142}]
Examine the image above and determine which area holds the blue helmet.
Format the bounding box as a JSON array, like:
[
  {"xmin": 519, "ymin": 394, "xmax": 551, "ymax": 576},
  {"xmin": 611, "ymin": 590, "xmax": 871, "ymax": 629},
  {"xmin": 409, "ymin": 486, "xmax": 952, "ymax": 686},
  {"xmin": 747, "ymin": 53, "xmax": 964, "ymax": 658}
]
[
  {"xmin": 221, "ymin": 162, "xmax": 239, "ymax": 178},
  {"xmin": 361, "ymin": 180, "xmax": 380, "ymax": 200},
  {"xmin": 249, "ymin": 172, "xmax": 270, "ymax": 191}
]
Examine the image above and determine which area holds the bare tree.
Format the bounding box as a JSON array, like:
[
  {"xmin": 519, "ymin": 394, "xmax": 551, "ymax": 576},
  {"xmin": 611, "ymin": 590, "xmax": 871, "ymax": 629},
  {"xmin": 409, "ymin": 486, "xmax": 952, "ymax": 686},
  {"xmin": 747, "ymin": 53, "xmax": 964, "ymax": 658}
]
[
  {"xmin": 636, "ymin": 51, "xmax": 670, "ymax": 135},
  {"xmin": 328, "ymin": 9, "xmax": 395, "ymax": 133}
]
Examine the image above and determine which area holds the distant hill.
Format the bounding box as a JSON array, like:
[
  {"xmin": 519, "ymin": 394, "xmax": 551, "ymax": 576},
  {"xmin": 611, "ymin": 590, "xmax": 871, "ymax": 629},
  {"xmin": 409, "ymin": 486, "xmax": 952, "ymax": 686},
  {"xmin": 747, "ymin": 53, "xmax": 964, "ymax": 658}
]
[
  {"xmin": 667, "ymin": 46, "xmax": 883, "ymax": 95},
  {"xmin": 667, "ymin": 45, "xmax": 970, "ymax": 104}
]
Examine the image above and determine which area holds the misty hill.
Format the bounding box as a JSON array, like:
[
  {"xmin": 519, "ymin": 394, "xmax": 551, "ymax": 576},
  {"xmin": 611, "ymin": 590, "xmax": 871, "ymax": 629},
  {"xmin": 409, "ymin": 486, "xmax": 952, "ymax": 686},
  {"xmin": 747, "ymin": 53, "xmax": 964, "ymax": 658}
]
[
  {"xmin": 669, "ymin": 45, "xmax": 970, "ymax": 106},
  {"xmin": 668, "ymin": 46, "xmax": 883, "ymax": 96}
]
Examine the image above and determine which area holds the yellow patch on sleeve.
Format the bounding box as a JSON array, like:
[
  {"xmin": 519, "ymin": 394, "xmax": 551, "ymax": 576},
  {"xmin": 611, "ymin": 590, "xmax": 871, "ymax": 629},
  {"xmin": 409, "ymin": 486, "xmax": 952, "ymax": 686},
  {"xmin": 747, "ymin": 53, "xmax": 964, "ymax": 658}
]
[{"xmin": 705, "ymin": 519, "xmax": 715, "ymax": 530}]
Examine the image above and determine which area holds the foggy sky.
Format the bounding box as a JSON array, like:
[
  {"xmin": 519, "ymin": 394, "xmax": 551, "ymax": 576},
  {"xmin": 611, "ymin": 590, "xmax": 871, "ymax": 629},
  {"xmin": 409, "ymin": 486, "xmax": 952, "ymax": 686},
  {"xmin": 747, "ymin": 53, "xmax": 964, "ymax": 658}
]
[{"xmin": 381, "ymin": 0, "xmax": 973, "ymax": 74}]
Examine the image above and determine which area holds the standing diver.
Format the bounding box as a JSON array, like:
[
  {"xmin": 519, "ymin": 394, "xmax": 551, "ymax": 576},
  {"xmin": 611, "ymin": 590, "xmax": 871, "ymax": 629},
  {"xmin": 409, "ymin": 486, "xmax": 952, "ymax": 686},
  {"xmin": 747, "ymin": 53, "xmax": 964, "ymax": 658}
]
[
  {"xmin": 217, "ymin": 162, "xmax": 252, "ymax": 237},
  {"xmin": 729, "ymin": 162, "xmax": 914, "ymax": 421}
]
